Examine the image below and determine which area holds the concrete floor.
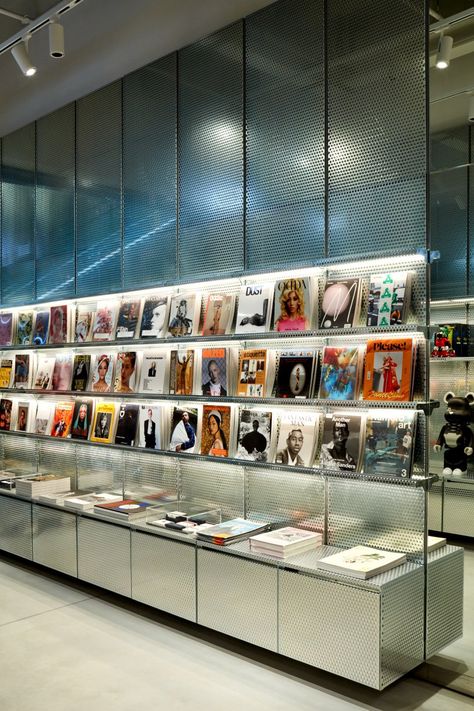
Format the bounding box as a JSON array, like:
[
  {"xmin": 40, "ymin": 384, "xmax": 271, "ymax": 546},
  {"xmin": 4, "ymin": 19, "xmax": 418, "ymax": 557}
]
[{"xmin": 0, "ymin": 546, "xmax": 472, "ymax": 711}]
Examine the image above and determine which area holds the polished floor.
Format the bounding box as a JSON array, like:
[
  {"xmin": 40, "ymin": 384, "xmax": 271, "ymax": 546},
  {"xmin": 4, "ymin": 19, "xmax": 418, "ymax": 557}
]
[{"xmin": 0, "ymin": 546, "xmax": 472, "ymax": 711}]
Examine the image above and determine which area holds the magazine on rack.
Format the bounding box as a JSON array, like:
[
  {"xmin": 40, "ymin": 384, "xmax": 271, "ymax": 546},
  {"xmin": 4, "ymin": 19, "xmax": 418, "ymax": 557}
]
[
  {"xmin": 367, "ymin": 272, "xmax": 412, "ymax": 327},
  {"xmin": 318, "ymin": 412, "xmax": 364, "ymax": 472},
  {"xmin": 139, "ymin": 352, "xmax": 168, "ymax": 394},
  {"xmin": 235, "ymin": 283, "xmax": 273, "ymax": 334},
  {"xmin": 272, "ymin": 276, "xmax": 313, "ymax": 332},
  {"xmin": 0, "ymin": 313, "xmax": 14, "ymax": 346},
  {"xmin": 320, "ymin": 278, "xmax": 362, "ymax": 329},
  {"xmin": 50, "ymin": 401, "xmax": 74, "ymax": 438},
  {"xmin": 49, "ymin": 305, "xmax": 68, "ymax": 344},
  {"xmin": 201, "ymin": 404, "xmax": 232, "ymax": 458},
  {"xmin": 201, "ymin": 348, "xmax": 228, "ymax": 397},
  {"xmin": 115, "ymin": 299, "xmax": 141, "ymax": 339},
  {"xmin": 137, "ymin": 403, "xmax": 164, "ymax": 451},
  {"xmin": 236, "ymin": 409, "xmax": 272, "ymax": 462},
  {"xmin": 51, "ymin": 353, "xmax": 73, "ymax": 391},
  {"xmin": 167, "ymin": 294, "xmax": 199, "ymax": 337},
  {"xmin": 13, "ymin": 354, "xmax": 31, "ymax": 389},
  {"xmin": 113, "ymin": 352, "xmax": 139, "ymax": 393},
  {"xmin": 0, "ymin": 358, "xmax": 13, "ymax": 389},
  {"xmin": 32, "ymin": 311, "xmax": 50, "ymax": 345},
  {"xmin": 114, "ymin": 403, "xmax": 139, "ymax": 446},
  {"xmin": 15, "ymin": 401, "xmax": 35, "ymax": 432},
  {"xmin": 140, "ymin": 296, "xmax": 169, "ymax": 338},
  {"xmin": 34, "ymin": 354, "xmax": 56, "ymax": 390},
  {"xmin": 169, "ymin": 406, "xmax": 199, "ymax": 454},
  {"xmin": 70, "ymin": 399, "xmax": 94, "ymax": 440},
  {"xmin": 92, "ymin": 302, "xmax": 117, "ymax": 341},
  {"xmin": 0, "ymin": 398, "xmax": 12, "ymax": 431},
  {"xmin": 34, "ymin": 401, "xmax": 54, "ymax": 435},
  {"xmin": 318, "ymin": 346, "xmax": 361, "ymax": 400},
  {"xmin": 362, "ymin": 411, "xmax": 416, "ymax": 478},
  {"xmin": 74, "ymin": 303, "xmax": 95, "ymax": 343},
  {"xmin": 16, "ymin": 312, "xmax": 34, "ymax": 345},
  {"xmin": 169, "ymin": 349, "xmax": 194, "ymax": 395},
  {"xmin": 90, "ymin": 353, "xmax": 114, "ymax": 393},
  {"xmin": 90, "ymin": 402, "xmax": 117, "ymax": 444},
  {"xmin": 272, "ymin": 349, "xmax": 317, "ymax": 399},
  {"xmin": 237, "ymin": 349, "xmax": 267, "ymax": 398},
  {"xmin": 362, "ymin": 338, "xmax": 415, "ymax": 402},
  {"xmin": 274, "ymin": 411, "xmax": 319, "ymax": 468},
  {"xmin": 201, "ymin": 293, "xmax": 235, "ymax": 336},
  {"xmin": 71, "ymin": 355, "xmax": 91, "ymax": 392}
]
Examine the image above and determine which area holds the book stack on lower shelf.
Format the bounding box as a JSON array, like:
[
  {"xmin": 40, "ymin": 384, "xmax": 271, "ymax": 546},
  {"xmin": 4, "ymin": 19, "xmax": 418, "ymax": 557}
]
[
  {"xmin": 15, "ymin": 474, "xmax": 71, "ymax": 497},
  {"xmin": 249, "ymin": 526, "xmax": 323, "ymax": 559}
]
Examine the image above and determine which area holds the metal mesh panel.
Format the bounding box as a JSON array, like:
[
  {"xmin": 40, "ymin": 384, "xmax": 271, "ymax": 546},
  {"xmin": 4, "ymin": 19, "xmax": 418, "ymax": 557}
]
[
  {"xmin": 76, "ymin": 82, "xmax": 122, "ymax": 296},
  {"xmin": 35, "ymin": 104, "xmax": 75, "ymax": 301},
  {"xmin": 131, "ymin": 531, "xmax": 196, "ymax": 621},
  {"xmin": 380, "ymin": 568, "xmax": 424, "ymax": 688},
  {"xmin": 76, "ymin": 444, "xmax": 123, "ymax": 492},
  {"xmin": 179, "ymin": 458, "xmax": 244, "ymax": 519},
  {"xmin": 2, "ymin": 434, "xmax": 37, "ymax": 475},
  {"xmin": 327, "ymin": 478, "xmax": 425, "ymax": 559},
  {"xmin": 123, "ymin": 55, "xmax": 177, "ymax": 289},
  {"xmin": 178, "ymin": 22, "xmax": 244, "ymax": 279},
  {"xmin": 1, "ymin": 124, "xmax": 35, "ymax": 305},
  {"xmin": 279, "ymin": 569, "xmax": 380, "ymax": 687},
  {"xmin": 197, "ymin": 547, "xmax": 278, "ymax": 650},
  {"xmin": 77, "ymin": 516, "xmax": 131, "ymax": 595},
  {"xmin": 327, "ymin": 0, "xmax": 426, "ymax": 258},
  {"xmin": 32, "ymin": 505, "xmax": 77, "ymax": 577},
  {"xmin": 431, "ymin": 126, "xmax": 469, "ymax": 172},
  {"xmin": 443, "ymin": 481, "xmax": 474, "ymax": 537},
  {"xmin": 426, "ymin": 545, "xmax": 463, "ymax": 658},
  {"xmin": 431, "ymin": 168, "xmax": 468, "ymax": 299},
  {"xmin": 37, "ymin": 439, "xmax": 76, "ymax": 485},
  {"xmin": 245, "ymin": 0, "xmax": 324, "ymax": 270},
  {"xmin": 122, "ymin": 450, "xmax": 177, "ymax": 498},
  {"xmin": 246, "ymin": 467, "xmax": 325, "ymax": 532},
  {"xmin": 0, "ymin": 496, "xmax": 32, "ymax": 559},
  {"xmin": 428, "ymin": 479, "xmax": 443, "ymax": 531}
]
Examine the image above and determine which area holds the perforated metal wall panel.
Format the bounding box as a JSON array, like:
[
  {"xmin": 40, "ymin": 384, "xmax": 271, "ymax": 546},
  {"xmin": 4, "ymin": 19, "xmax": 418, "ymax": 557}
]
[
  {"xmin": 327, "ymin": 0, "xmax": 426, "ymax": 258},
  {"xmin": 443, "ymin": 481, "xmax": 474, "ymax": 537},
  {"xmin": 76, "ymin": 444, "xmax": 122, "ymax": 491},
  {"xmin": 32, "ymin": 504, "xmax": 77, "ymax": 577},
  {"xmin": 131, "ymin": 531, "xmax": 196, "ymax": 621},
  {"xmin": 0, "ymin": 495, "xmax": 32, "ymax": 559},
  {"xmin": 76, "ymin": 82, "xmax": 122, "ymax": 295},
  {"xmin": 426, "ymin": 545, "xmax": 463, "ymax": 658},
  {"xmin": 197, "ymin": 547, "xmax": 278, "ymax": 650},
  {"xmin": 245, "ymin": 0, "xmax": 324, "ymax": 270},
  {"xmin": 123, "ymin": 451, "xmax": 177, "ymax": 498},
  {"xmin": 123, "ymin": 55, "xmax": 177, "ymax": 289},
  {"xmin": 77, "ymin": 517, "xmax": 131, "ymax": 596},
  {"xmin": 428, "ymin": 480, "xmax": 443, "ymax": 532},
  {"xmin": 1, "ymin": 124, "xmax": 35, "ymax": 305},
  {"xmin": 431, "ymin": 126, "xmax": 469, "ymax": 172},
  {"xmin": 38, "ymin": 439, "xmax": 76, "ymax": 485},
  {"xmin": 2, "ymin": 434, "xmax": 37, "ymax": 476},
  {"xmin": 35, "ymin": 104, "xmax": 75, "ymax": 301},
  {"xmin": 178, "ymin": 23, "xmax": 244, "ymax": 279},
  {"xmin": 179, "ymin": 458, "xmax": 244, "ymax": 519}
]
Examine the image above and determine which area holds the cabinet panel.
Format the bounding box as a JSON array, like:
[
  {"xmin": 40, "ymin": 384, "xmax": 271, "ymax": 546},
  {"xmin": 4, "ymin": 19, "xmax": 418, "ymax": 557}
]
[
  {"xmin": 33, "ymin": 505, "xmax": 77, "ymax": 577},
  {"xmin": 0, "ymin": 496, "xmax": 32, "ymax": 559},
  {"xmin": 77, "ymin": 517, "xmax": 131, "ymax": 596},
  {"xmin": 444, "ymin": 481, "xmax": 474, "ymax": 536}
]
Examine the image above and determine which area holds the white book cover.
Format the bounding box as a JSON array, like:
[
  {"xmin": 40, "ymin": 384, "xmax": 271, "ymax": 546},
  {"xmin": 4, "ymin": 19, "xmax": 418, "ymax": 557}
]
[
  {"xmin": 274, "ymin": 411, "xmax": 319, "ymax": 468},
  {"xmin": 51, "ymin": 353, "xmax": 73, "ymax": 391},
  {"xmin": 137, "ymin": 403, "xmax": 164, "ymax": 451},
  {"xmin": 427, "ymin": 536, "xmax": 447, "ymax": 552},
  {"xmin": 113, "ymin": 351, "xmax": 139, "ymax": 393},
  {"xmin": 15, "ymin": 400, "xmax": 36, "ymax": 433},
  {"xmin": 92, "ymin": 301, "xmax": 117, "ymax": 341},
  {"xmin": 139, "ymin": 352, "xmax": 168, "ymax": 394},
  {"xmin": 316, "ymin": 545, "xmax": 406, "ymax": 579},
  {"xmin": 34, "ymin": 354, "xmax": 56, "ymax": 390},
  {"xmin": 34, "ymin": 401, "xmax": 54, "ymax": 435},
  {"xmin": 251, "ymin": 527, "xmax": 322, "ymax": 549},
  {"xmin": 167, "ymin": 294, "xmax": 200, "ymax": 337},
  {"xmin": 63, "ymin": 492, "xmax": 122, "ymax": 511},
  {"xmin": 74, "ymin": 303, "xmax": 96, "ymax": 343},
  {"xmin": 235, "ymin": 283, "xmax": 273, "ymax": 334}
]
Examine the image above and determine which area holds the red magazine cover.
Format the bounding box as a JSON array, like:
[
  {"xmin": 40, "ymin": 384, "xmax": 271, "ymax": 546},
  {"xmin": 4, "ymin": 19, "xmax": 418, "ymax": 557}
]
[{"xmin": 363, "ymin": 338, "xmax": 414, "ymax": 402}]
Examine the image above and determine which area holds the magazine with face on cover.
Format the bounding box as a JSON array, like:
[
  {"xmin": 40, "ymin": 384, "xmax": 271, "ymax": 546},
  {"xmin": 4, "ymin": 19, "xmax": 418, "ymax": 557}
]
[
  {"xmin": 318, "ymin": 412, "xmax": 364, "ymax": 472},
  {"xmin": 90, "ymin": 402, "xmax": 117, "ymax": 444},
  {"xmin": 274, "ymin": 411, "xmax": 319, "ymax": 468},
  {"xmin": 272, "ymin": 277, "xmax": 313, "ymax": 332},
  {"xmin": 140, "ymin": 296, "xmax": 169, "ymax": 338},
  {"xmin": 113, "ymin": 352, "xmax": 139, "ymax": 393},
  {"xmin": 0, "ymin": 398, "xmax": 13, "ymax": 431},
  {"xmin": 235, "ymin": 283, "xmax": 273, "ymax": 334},
  {"xmin": 70, "ymin": 399, "xmax": 94, "ymax": 440},
  {"xmin": 115, "ymin": 299, "xmax": 141, "ymax": 339},
  {"xmin": 15, "ymin": 401, "xmax": 35, "ymax": 433},
  {"xmin": 137, "ymin": 403, "xmax": 164, "ymax": 451},
  {"xmin": 237, "ymin": 349, "xmax": 267, "ymax": 398},
  {"xmin": 50, "ymin": 401, "xmax": 74, "ymax": 438},
  {"xmin": 49, "ymin": 305, "xmax": 68, "ymax": 344},
  {"xmin": 201, "ymin": 348, "xmax": 227, "ymax": 397},
  {"xmin": 71, "ymin": 355, "xmax": 91, "ymax": 392},
  {"xmin": 363, "ymin": 338, "xmax": 415, "ymax": 402},
  {"xmin": 90, "ymin": 353, "xmax": 114, "ymax": 393},
  {"xmin": 201, "ymin": 293, "xmax": 235, "ymax": 336},
  {"xmin": 202, "ymin": 404, "xmax": 232, "ymax": 458},
  {"xmin": 236, "ymin": 409, "xmax": 272, "ymax": 462},
  {"xmin": 169, "ymin": 406, "xmax": 199, "ymax": 454}
]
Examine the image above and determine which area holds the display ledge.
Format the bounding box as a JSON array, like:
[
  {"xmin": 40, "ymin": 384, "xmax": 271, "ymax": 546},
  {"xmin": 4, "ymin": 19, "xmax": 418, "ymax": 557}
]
[
  {"xmin": 0, "ymin": 323, "xmax": 427, "ymax": 352},
  {"xmin": 0, "ymin": 430, "xmax": 435, "ymax": 488},
  {"xmin": 435, "ymin": 473, "xmax": 474, "ymax": 484},
  {"xmin": 430, "ymin": 357, "xmax": 474, "ymax": 362}
]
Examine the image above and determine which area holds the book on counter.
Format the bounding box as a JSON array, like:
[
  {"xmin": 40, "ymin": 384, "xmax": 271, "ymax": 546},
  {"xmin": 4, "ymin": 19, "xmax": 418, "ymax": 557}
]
[
  {"xmin": 115, "ymin": 299, "xmax": 141, "ymax": 339},
  {"xmin": 320, "ymin": 277, "xmax": 362, "ymax": 330},
  {"xmin": 32, "ymin": 311, "xmax": 50, "ymax": 345},
  {"xmin": 363, "ymin": 338, "xmax": 415, "ymax": 402},
  {"xmin": 90, "ymin": 402, "xmax": 117, "ymax": 444},
  {"xmin": 274, "ymin": 410, "xmax": 319, "ymax": 468},
  {"xmin": 63, "ymin": 492, "xmax": 123, "ymax": 511},
  {"xmin": 114, "ymin": 403, "xmax": 139, "ymax": 446},
  {"xmin": 236, "ymin": 409, "xmax": 272, "ymax": 462},
  {"xmin": 367, "ymin": 271, "xmax": 412, "ymax": 327},
  {"xmin": 316, "ymin": 545, "xmax": 407, "ymax": 579},
  {"xmin": 140, "ymin": 296, "xmax": 169, "ymax": 338},
  {"xmin": 167, "ymin": 294, "xmax": 200, "ymax": 337},
  {"xmin": 13, "ymin": 354, "xmax": 32, "ymax": 389},
  {"xmin": 235, "ymin": 283, "xmax": 273, "ymax": 334},
  {"xmin": 49, "ymin": 304, "xmax": 68, "ymax": 344},
  {"xmin": 201, "ymin": 347, "xmax": 228, "ymax": 397},
  {"xmin": 196, "ymin": 518, "xmax": 270, "ymax": 545},
  {"xmin": 363, "ymin": 411, "xmax": 416, "ymax": 478},
  {"xmin": 427, "ymin": 536, "xmax": 447, "ymax": 552},
  {"xmin": 272, "ymin": 349, "xmax": 317, "ymax": 399},
  {"xmin": 94, "ymin": 498, "xmax": 155, "ymax": 520},
  {"xmin": 16, "ymin": 312, "xmax": 34, "ymax": 345},
  {"xmin": 0, "ymin": 357, "xmax": 13, "ymax": 388},
  {"xmin": 37, "ymin": 491, "xmax": 76, "ymax": 505},
  {"xmin": 250, "ymin": 527, "xmax": 323, "ymax": 559},
  {"xmin": 16, "ymin": 475, "xmax": 71, "ymax": 497},
  {"xmin": 169, "ymin": 349, "xmax": 194, "ymax": 395},
  {"xmin": 92, "ymin": 301, "xmax": 117, "ymax": 341},
  {"xmin": 201, "ymin": 293, "xmax": 235, "ymax": 336},
  {"xmin": 0, "ymin": 312, "xmax": 14, "ymax": 346},
  {"xmin": 237, "ymin": 348, "xmax": 267, "ymax": 398},
  {"xmin": 50, "ymin": 401, "xmax": 74, "ymax": 438},
  {"xmin": 318, "ymin": 346, "xmax": 361, "ymax": 400},
  {"xmin": 139, "ymin": 352, "xmax": 168, "ymax": 394},
  {"xmin": 318, "ymin": 412, "xmax": 364, "ymax": 472},
  {"xmin": 272, "ymin": 276, "xmax": 313, "ymax": 332},
  {"xmin": 71, "ymin": 354, "xmax": 91, "ymax": 392}
]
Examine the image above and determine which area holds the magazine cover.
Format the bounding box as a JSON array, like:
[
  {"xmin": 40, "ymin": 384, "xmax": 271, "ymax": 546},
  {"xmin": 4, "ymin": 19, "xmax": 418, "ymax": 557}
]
[
  {"xmin": 318, "ymin": 413, "xmax": 363, "ymax": 472},
  {"xmin": 32, "ymin": 311, "xmax": 50, "ymax": 345},
  {"xmin": 137, "ymin": 404, "xmax": 163, "ymax": 450},
  {"xmin": 71, "ymin": 355, "xmax": 91, "ymax": 392},
  {"xmin": 116, "ymin": 300, "xmax": 141, "ymax": 339},
  {"xmin": 16, "ymin": 402, "xmax": 32, "ymax": 432},
  {"xmin": 202, "ymin": 348, "xmax": 227, "ymax": 397},
  {"xmin": 236, "ymin": 409, "xmax": 272, "ymax": 462},
  {"xmin": 0, "ymin": 398, "xmax": 12, "ymax": 430},
  {"xmin": 51, "ymin": 353, "xmax": 73, "ymax": 391},
  {"xmin": 74, "ymin": 304, "xmax": 95, "ymax": 343},
  {"xmin": 363, "ymin": 411, "xmax": 416, "ymax": 478},
  {"xmin": 115, "ymin": 403, "xmax": 139, "ymax": 446},
  {"xmin": 167, "ymin": 294, "xmax": 198, "ymax": 337},
  {"xmin": 50, "ymin": 401, "xmax": 74, "ymax": 438},
  {"xmin": 0, "ymin": 313, "xmax": 13, "ymax": 346},
  {"xmin": 367, "ymin": 272, "xmax": 411, "ymax": 327},
  {"xmin": 274, "ymin": 411, "xmax": 319, "ymax": 468},
  {"xmin": 90, "ymin": 353, "xmax": 114, "ymax": 393},
  {"xmin": 272, "ymin": 277, "xmax": 312, "ymax": 332},
  {"xmin": 237, "ymin": 349, "xmax": 267, "ymax": 397},
  {"xmin": 169, "ymin": 349, "xmax": 194, "ymax": 395},
  {"xmin": 169, "ymin": 406, "xmax": 198, "ymax": 453},
  {"xmin": 49, "ymin": 305, "xmax": 68, "ymax": 344},
  {"xmin": 34, "ymin": 355, "xmax": 55, "ymax": 390},
  {"xmin": 16, "ymin": 312, "xmax": 34, "ymax": 345},
  {"xmin": 0, "ymin": 358, "xmax": 13, "ymax": 389},
  {"xmin": 140, "ymin": 296, "xmax": 169, "ymax": 338},
  {"xmin": 318, "ymin": 346, "xmax": 361, "ymax": 400},
  {"xmin": 273, "ymin": 350, "xmax": 316, "ymax": 399},
  {"xmin": 92, "ymin": 302, "xmax": 116, "ymax": 341},
  {"xmin": 202, "ymin": 404, "xmax": 231, "ymax": 458},
  {"xmin": 139, "ymin": 352, "xmax": 168, "ymax": 394},
  {"xmin": 70, "ymin": 399, "xmax": 94, "ymax": 440},
  {"xmin": 13, "ymin": 354, "xmax": 30, "ymax": 389},
  {"xmin": 34, "ymin": 401, "xmax": 53, "ymax": 435},
  {"xmin": 320, "ymin": 278, "xmax": 362, "ymax": 329},
  {"xmin": 201, "ymin": 294, "xmax": 235, "ymax": 336},
  {"xmin": 363, "ymin": 338, "xmax": 414, "ymax": 401},
  {"xmin": 90, "ymin": 402, "xmax": 117, "ymax": 444},
  {"xmin": 235, "ymin": 283, "xmax": 273, "ymax": 334},
  {"xmin": 114, "ymin": 352, "xmax": 138, "ymax": 393}
]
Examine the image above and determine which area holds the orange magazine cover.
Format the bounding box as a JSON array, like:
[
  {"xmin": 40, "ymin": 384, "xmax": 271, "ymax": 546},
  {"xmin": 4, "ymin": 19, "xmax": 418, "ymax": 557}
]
[
  {"xmin": 237, "ymin": 349, "xmax": 267, "ymax": 397},
  {"xmin": 201, "ymin": 404, "xmax": 231, "ymax": 457},
  {"xmin": 50, "ymin": 401, "xmax": 74, "ymax": 438},
  {"xmin": 363, "ymin": 338, "xmax": 414, "ymax": 402}
]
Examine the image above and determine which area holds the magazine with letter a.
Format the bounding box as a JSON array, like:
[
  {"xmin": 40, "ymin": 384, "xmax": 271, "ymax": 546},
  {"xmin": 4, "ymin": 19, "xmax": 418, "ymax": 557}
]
[
  {"xmin": 363, "ymin": 338, "xmax": 414, "ymax": 401},
  {"xmin": 367, "ymin": 272, "xmax": 412, "ymax": 327},
  {"xmin": 363, "ymin": 411, "xmax": 416, "ymax": 477},
  {"xmin": 316, "ymin": 545, "xmax": 406, "ymax": 579}
]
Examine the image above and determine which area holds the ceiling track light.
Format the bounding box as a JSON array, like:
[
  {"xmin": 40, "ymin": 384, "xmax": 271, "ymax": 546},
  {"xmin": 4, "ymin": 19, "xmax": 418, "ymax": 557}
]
[
  {"xmin": 436, "ymin": 34, "xmax": 453, "ymax": 69},
  {"xmin": 49, "ymin": 17, "xmax": 64, "ymax": 58},
  {"xmin": 11, "ymin": 38, "xmax": 36, "ymax": 76}
]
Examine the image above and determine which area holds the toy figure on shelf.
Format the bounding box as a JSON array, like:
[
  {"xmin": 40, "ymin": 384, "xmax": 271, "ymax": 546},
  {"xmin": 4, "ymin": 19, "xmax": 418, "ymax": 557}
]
[
  {"xmin": 434, "ymin": 392, "xmax": 474, "ymax": 476},
  {"xmin": 431, "ymin": 328, "xmax": 455, "ymax": 358}
]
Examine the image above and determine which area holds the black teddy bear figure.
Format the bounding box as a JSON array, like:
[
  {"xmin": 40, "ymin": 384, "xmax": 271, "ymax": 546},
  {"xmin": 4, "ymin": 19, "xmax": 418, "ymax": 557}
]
[{"xmin": 434, "ymin": 392, "xmax": 474, "ymax": 476}]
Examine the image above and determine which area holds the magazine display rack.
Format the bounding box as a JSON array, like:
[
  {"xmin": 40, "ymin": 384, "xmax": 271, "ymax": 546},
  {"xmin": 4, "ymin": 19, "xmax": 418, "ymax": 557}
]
[{"xmin": 0, "ymin": 255, "xmax": 464, "ymax": 690}]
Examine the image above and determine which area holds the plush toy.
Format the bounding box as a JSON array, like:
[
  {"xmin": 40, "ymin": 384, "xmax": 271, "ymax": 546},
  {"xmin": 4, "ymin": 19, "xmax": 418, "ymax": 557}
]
[{"xmin": 434, "ymin": 392, "xmax": 474, "ymax": 476}]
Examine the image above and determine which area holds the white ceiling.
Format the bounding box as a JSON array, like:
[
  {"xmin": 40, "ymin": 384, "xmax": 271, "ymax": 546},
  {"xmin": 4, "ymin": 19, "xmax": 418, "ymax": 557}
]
[{"xmin": 0, "ymin": 0, "xmax": 276, "ymax": 137}]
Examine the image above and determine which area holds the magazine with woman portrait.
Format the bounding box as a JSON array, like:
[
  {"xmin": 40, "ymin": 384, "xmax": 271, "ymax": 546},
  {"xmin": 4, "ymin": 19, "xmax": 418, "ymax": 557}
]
[
  {"xmin": 70, "ymin": 399, "xmax": 94, "ymax": 440},
  {"xmin": 137, "ymin": 403, "xmax": 164, "ymax": 450},
  {"xmin": 272, "ymin": 277, "xmax": 313, "ymax": 332},
  {"xmin": 169, "ymin": 406, "xmax": 199, "ymax": 454},
  {"xmin": 236, "ymin": 409, "xmax": 273, "ymax": 462},
  {"xmin": 201, "ymin": 294, "xmax": 235, "ymax": 336},
  {"xmin": 140, "ymin": 296, "xmax": 169, "ymax": 338},
  {"xmin": 90, "ymin": 402, "xmax": 117, "ymax": 444},
  {"xmin": 49, "ymin": 305, "xmax": 68, "ymax": 344},
  {"xmin": 74, "ymin": 304, "xmax": 95, "ymax": 343},
  {"xmin": 51, "ymin": 353, "xmax": 73, "ymax": 391},
  {"xmin": 90, "ymin": 353, "xmax": 114, "ymax": 393},
  {"xmin": 202, "ymin": 404, "xmax": 232, "ymax": 458},
  {"xmin": 167, "ymin": 295, "xmax": 199, "ymax": 338}
]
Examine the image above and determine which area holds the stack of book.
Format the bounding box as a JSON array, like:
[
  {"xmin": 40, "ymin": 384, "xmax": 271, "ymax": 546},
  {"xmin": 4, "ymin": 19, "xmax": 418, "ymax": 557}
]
[
  {"xmin": 63, "ymin": 492, "xmax": 123, "ymax": 511},
  {"xmin": 249, "ymin": 527, "xmax": 323, "ymax": 559},
  {"xmin": 196, "ymin": 518, "xmax": 270, "ymax": 546},
  {"xmin": 16, "ymin": 474, "xmax": 71, "ymax": 497}
]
